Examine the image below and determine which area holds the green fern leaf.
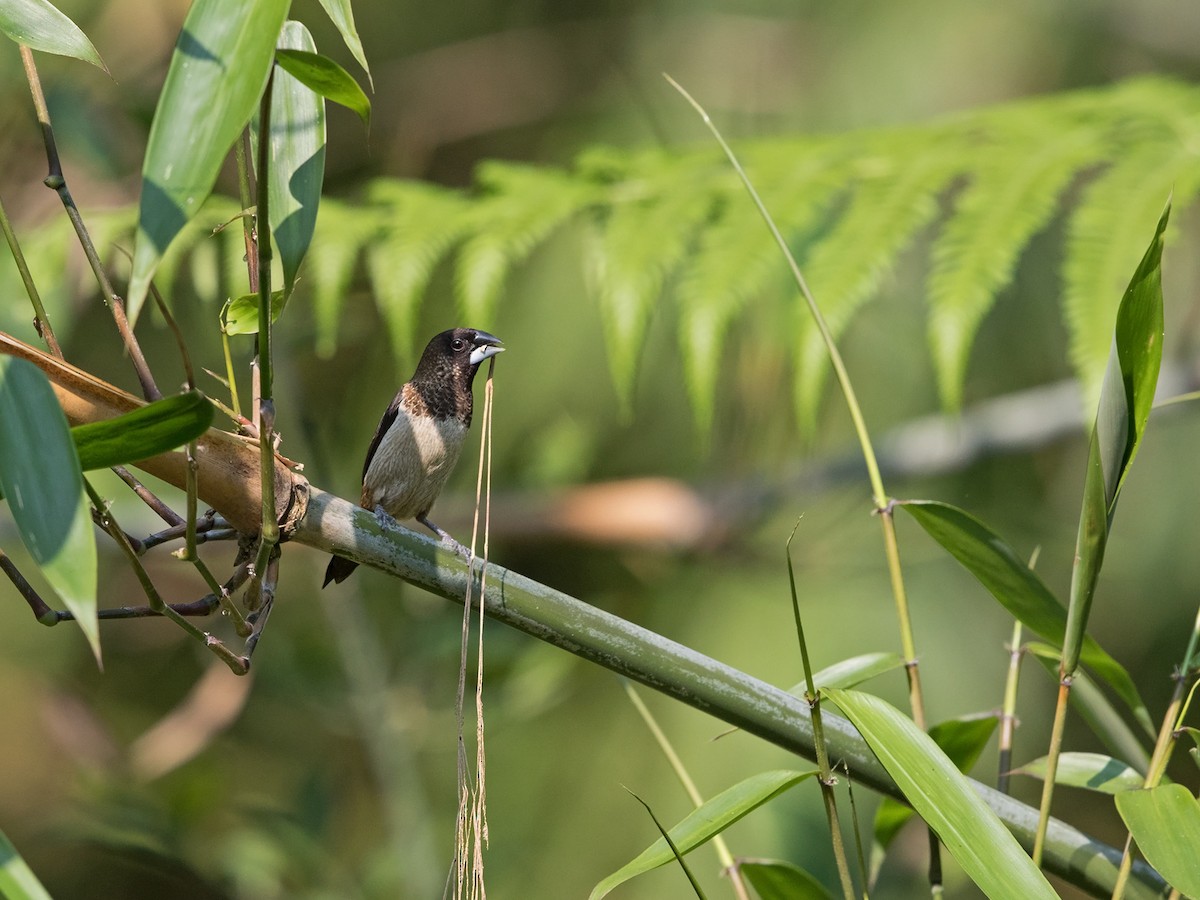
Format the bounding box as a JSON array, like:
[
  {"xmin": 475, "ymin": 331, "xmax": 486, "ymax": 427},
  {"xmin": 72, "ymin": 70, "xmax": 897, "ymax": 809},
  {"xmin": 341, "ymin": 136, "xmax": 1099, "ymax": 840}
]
[
  {"xmin": 366, "ymin": 180, "xmax": 470, "ymax": 362},
  {"xmin": 589, "ymin": 152, "xmax": 721, "ymax": 410},
  {"xmin": 794, "ymin": 130, "xmax": 969, "ymax": 427},
  {"xmin": 308, "ymin": 197, "xmax": 373, "ymax": 358},
  {"xmin": 455, "ymin": 162, "xmax": 599, "ymax": 324},
  {"xmin": 676, "ymin": 138, "xmax": 851, "ymax": 431},
  {"xmin": 155, "ymin": 198, "xmax": 239, "ymax": 305},
  {"xmin": 1064, "ymin": 143, "xmax": 1200, "ymax": 409},
  {"xmin": 928, "ymin": 117, "xmax": 1107, "ymax": 409}
]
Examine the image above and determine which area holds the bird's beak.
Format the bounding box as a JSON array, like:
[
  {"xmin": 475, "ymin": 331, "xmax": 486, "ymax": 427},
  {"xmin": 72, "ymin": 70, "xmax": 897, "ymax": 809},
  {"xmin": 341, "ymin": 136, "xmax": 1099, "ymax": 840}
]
[{"xmin": 469, "ymin": 331, "xmax": 504, "ymax": 365}]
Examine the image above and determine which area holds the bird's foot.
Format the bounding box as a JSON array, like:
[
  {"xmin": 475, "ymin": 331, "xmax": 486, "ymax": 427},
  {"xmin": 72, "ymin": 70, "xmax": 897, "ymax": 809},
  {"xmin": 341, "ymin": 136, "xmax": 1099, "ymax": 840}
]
[
  {"xmin": 374, "ymin": 505, "xmax": 402, "ymax": 532},
  {"xmin": 418, "ymin": 514, "xmax": 471, "ymax": 559}
]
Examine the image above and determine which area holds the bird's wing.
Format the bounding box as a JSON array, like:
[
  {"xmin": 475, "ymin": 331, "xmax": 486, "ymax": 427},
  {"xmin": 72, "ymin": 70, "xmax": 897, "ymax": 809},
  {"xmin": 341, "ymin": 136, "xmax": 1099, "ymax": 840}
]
[{"xmin": 361, "ymin": 393, "xmax": 403, "ymax": 484}]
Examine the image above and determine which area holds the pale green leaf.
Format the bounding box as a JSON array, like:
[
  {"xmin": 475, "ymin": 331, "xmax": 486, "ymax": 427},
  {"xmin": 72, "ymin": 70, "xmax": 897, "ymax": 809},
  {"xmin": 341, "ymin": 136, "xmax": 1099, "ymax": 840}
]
[
  {"xmin": 787, "ymin": 651, "xmax": 906, "ymax": 696},
  {"xmin": 275, "ymin": 48, "xmax": 369, "ymax": 127},
  {"xmin": 221, "ymin": 289, "xmax": 287, "ymax": 335},
  {"xmin": 1116, "ymin": 785, "xmax": 1200, "ymax": 897},
  {"xmin": 1014, "ymin": 752, "xmax": 1143, "ymax": 794},
  {"xmin": 0, "ymin": 825, "xmax": 53, "ymax": 900},
  {"xmin": 127, "ymin": 0, "xmax": 291, "ymax": 323},
  {"xmin": 266, "ymin": 23, "xmax": 327, "ymax": 298},
  {"xmin": 590, "ymin": 769, "xmax": 818, "ymax": 900},
  {"xmin": 0, "ymin": 0, "xmax": 106, "ymax": 71},
  {"xmin": 0, "ymin": 357, "xmax": 98, "ymax": 662},
  {"xmin": 315, "ymin": 0, "xmax": 371, "ymax": 88},
  {"xmin": 826, "ymin": 688, "xmax": 1056, "ymax": 899}
]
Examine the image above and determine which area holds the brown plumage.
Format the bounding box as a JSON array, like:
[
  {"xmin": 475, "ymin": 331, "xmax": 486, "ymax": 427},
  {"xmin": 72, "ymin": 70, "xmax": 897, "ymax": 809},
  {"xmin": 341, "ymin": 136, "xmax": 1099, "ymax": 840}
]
[{"xmin": 323, "ymin": 328, "xmax": 503, "ymax": 586}]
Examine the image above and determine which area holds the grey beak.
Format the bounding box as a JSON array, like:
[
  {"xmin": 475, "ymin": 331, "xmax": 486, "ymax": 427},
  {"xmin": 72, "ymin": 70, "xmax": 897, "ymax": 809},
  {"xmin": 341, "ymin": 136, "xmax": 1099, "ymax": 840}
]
[{"xmin": 469, "ymin": 331, "xmax": 504, "ymax": 366}]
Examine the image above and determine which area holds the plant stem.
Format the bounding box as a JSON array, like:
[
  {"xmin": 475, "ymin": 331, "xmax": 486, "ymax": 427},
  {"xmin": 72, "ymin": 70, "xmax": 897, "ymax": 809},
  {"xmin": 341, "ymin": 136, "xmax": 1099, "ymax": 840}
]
[
  {"xmin": 20, "ymin": 45, "xmax": 160, "ymax": 401},
  {"xmin": 1032, "ymin": 676, "xmax": 1071, "ymax": 865},
  {"xmin": 997, "ymin": 620, "xmax": 1025, "ymax": 795},
  {"xmin": 0, "ymin": 191, "xmax": 61, "ymax": 356}
]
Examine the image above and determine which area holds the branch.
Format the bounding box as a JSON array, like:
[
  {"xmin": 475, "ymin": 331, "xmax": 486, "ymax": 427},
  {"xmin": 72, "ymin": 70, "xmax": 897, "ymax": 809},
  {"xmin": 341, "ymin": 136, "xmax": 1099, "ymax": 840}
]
[{"xmin": 294, "ymin": 486, "xmax": 1164, "ymax": 900}]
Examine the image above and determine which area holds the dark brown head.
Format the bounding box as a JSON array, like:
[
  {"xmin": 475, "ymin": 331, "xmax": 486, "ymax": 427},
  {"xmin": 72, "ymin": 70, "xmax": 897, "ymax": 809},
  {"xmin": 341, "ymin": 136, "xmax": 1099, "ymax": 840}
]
[{"xmin": 407, "ymin": 328, "xmax": 503, "ymax": 422}]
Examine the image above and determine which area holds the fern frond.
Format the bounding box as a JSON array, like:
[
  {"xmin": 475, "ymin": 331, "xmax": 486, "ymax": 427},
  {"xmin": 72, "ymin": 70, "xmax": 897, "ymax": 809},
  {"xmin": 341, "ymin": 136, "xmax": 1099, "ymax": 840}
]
[
  {"xmin": 793, "ymin": 129, "xmax": 969, "ymax": 428},
  {"xmin": 454, "ymin": 162, "xmax": 600, "ymax": 324},
  {"xmin": 365, "ymin": 180, "xmax": 470, "ymax": 362},
  {"xmin": 309, "ymin": 198, "xmax": 373, "ymax": 358},
  {"xmin": 1064, "ymin": 142, "xmax": 1200, "ymax": 409},
  {"xmin": 927, "ymin": 116, "xmax": 1108, "ymax": 408},
  {"xmin": 588, "ymin": 152, "xmax": 722, "ymax": 409},
  {"xmin": 675, "ymin": 138, "xmax": 850, "ymax": 431}
]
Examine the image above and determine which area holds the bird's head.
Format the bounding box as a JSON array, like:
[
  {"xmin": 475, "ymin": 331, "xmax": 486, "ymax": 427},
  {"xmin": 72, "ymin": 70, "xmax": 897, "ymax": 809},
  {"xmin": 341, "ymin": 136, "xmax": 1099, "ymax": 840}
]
[{"xmin": 412, "ymin": 327, "xmax": 504, "ymax": 392}]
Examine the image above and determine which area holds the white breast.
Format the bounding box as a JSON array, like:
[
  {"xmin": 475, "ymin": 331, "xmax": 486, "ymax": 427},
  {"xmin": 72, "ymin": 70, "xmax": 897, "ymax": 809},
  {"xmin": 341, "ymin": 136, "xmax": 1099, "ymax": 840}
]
[{"xmin": 361, "ymin": 411, "xmax": 468, "ymax": 520}]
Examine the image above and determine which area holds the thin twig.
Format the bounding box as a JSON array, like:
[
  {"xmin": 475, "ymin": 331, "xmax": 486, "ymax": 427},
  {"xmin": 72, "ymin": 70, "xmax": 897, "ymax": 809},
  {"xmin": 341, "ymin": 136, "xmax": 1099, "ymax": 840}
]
[
  {"xmin": 1, "ymin": 547, "xmax": 57, "ymax": 624},
  {"xmin": 0, "ymin": 190, "xmax": 61, "ymax": 356}
]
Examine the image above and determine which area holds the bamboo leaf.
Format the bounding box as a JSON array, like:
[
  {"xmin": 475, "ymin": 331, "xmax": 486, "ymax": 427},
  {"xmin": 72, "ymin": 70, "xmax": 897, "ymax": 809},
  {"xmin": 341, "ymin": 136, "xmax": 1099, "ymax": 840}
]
[
  {"xmin": 740, "ymin": 859, "xmax": 832, "ymax": 900},
  {"xmin": 787, "ymin": 651, "xmax": 906, "ymax": 696},
  {"xmin": 0, "ymin": 0, "xmax": 106, "ymax": 71},
  {"xmin": 826, "ymin": 688, "xmax": 1057, "ymax": 899},
  {"xmin": 1013, "ymin": 752, "xmax": 1144, "ymax": 794},
  {"xmin": 308, "ymin": 197, "xmax": 372, "ymax": 358},
  {"xmin": 589, "ymin": 769, "xmax": 818, "ymax": 900},
  {"xmin": 265, "ymin": 23, "xmax": 327, "ymax": 299},
  {"xmin": 0, "ymin": 358, "xmax": 98, "ymax": 662},
  {"xmin": 127, "ymin": 0, "xmax": 291, "ymax": 323},
  {"xmin": 1116, "ymin": 785, "xmax": 1200, "ymax": 897},
  {"xmin": 315, "ymin": 0, "xmax": 371, "ymax": 88},
  {"xmin": 0, "ymin": 825, "xmax": 53, "ymax": 900},
  {"xmin": 71, "ymin": 391, "xmax": 216, "ymax": 470},
  {"xmin": 899, "ymin": 499, "xmax": 1152, "ymax": 734},
  {"xmin": 222, "ymin": 289, "xmax": 287, "ymax": 335},
  {"xmin": 1061, "ymin": 202, "xmax": 1168, "ymax": 676},
  {"xmin": 872, "ymin": 714, "xmax": 998, "ymax": 853},
  {"xmin": 275, "ymin": 47, "xmax": 369, "ymax": 127}
]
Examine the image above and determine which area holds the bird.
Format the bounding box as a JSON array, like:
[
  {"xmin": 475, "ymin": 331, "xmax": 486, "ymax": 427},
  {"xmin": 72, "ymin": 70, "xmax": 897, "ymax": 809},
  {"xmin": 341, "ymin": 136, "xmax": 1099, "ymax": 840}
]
[{"xmin": 323, "ymin": 327, "xmax": 504, "ymax": 586}]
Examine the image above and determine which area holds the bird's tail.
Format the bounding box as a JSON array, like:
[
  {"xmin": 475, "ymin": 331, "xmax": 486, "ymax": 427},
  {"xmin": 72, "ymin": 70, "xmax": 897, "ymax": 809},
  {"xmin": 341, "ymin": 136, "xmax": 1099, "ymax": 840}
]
[{"xmin": 323, "ymin": 555, "xmax": 359, "ymax": 587}]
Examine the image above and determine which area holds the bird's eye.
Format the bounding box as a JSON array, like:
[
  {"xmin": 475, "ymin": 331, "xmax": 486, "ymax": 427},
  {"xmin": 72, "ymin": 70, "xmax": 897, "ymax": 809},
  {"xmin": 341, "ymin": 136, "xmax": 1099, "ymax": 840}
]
[{"xmin": 451, "ymin": 338, "xmax": 466, "ymax": 352}]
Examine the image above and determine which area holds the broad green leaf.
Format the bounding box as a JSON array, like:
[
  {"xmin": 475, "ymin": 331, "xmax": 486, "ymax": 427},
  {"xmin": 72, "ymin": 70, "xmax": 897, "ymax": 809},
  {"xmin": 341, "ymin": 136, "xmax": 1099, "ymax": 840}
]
[
  {"xmin": 0, "ymin": 0, "xmax": 106, "ymax": 71},
  {"xmin": 1062, "ymin": 202, "xmax": 1168, "ymax": 676},
  {"xmin": 740, "ymin": 859, "xmax": 832, "ymax": 900},
  {"xmin": 265, "ymin": 24, "xmax": 327, "ymax": 298},
  {"xmin": 589, "ymin": 769, "xmax": 818, "ymax": 900},
  {"xmin": 873, "ymin": 714, "xmax": 998, "ymax": 852},
  {"xmin": 127, "ymin": 0, "xmax": 291, "ymax": 323},
  {"xmin": 899, "ymin": 499, "xmax": 1152, "ymax": 734},
  {"xmin": 221, "ymin": 289, "xmax": 287, "ymax": 335},
  {"xmin": 1116, "ymin": 785, "xmax": 1200, "ymax": 897},
  {"xmin": 825, "ymin": 689, "xmax": 1057, "ymax": 899},
  {"xmin": 275, "ymin": 48, "xmax": 369, "ymax": 127},
  {"xmin": 315, "ymin": 0, "xmax": 371, "ymax": 87},
  {"xmin": 787, "ymin": 651, "xmax": 906, "ymax": 696},
  {"xmin": 1014, "ymin": 752, "xmax": 1143, "ymax": 794},
  {"xmin": 1026, "ymin": 643, "xmax": 1151, "ymax": 771},
  {"xmin": 0, "ymin": 358, "xmax": 98, "ymax": 662},
  {"xmin": 0, "ymin": 825, "xmax": 53, "ymax": 900},
  {"xmin": 71, "ymin": 391, "xmax": 215, "ymax": 470}
]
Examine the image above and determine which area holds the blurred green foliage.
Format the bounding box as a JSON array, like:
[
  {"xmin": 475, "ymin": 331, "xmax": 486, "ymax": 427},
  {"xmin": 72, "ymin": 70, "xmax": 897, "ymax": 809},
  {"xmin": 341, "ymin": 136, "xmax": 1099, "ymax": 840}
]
[{"xmin": 2, "ymin": 1, "xmax": 1200, "ymax": 898}]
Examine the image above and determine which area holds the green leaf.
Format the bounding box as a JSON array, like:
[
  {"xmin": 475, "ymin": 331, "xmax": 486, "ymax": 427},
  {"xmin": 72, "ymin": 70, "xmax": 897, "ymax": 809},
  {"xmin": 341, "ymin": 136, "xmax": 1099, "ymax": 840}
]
[
  {"xmin": 127, "ymin": 0, "xmax": 291, "ymax": 323},
  {"xmin": 826, "ymin": 688, "xmax": 1057, "ymax": 899},
  {"xmin": 0, "ymin": 825, "xmax": 53, "ymax": 900},
  {"xmin": 275, "ymin": 48, "xmax": 369, "ymax": 127},
  {"xmin": 1026, "ymin": 643, "xmax": 1151, "ymax": 771},
  {"xmin": 0, "ymin": 0, "xmax": 106, "ymax": 71},
  {"xmin": 623, "ymin": 788, "xmax": 706, "ymax": 899},
  {"xmin": 1061, "ymin": 202, "xmax": 1168, "ymax": 676},
  {"xmin": 927, "ymin": 117, "xmax": 1104, "ymax": 409},
  {"xmin": 71, "ymin": 391, "xmax": 215, "ymax": 470},
  {"xmin": 589, "ymin": 769, "xmax": 818, "ymax": 900},
  {"xmin": 265, "ymin": 23, "xmax": 327, "ymax": 299},
  {"xmin": 1116, "ymin": 785, "xmax": 1200, "ymax": 897},
  {"xmin": 899, "ymin": 499, "xmax": 1152, "ymax": 734},
  {"xmin": 787, "ymin": 651, "xmax": 906, "ymax": 695},
  {"xmin": 308, "ymin": 197, "xmax": 371, "ymax": 358},
  {"xmin": 315, "ymin": 0, "xmax": 371, "ymax": 88},
  {"xmin": 1013, "ymin": 752, "xmax": 1144, "ymax": 794},
  {"xmin": 739, "ymin": 859, "xmax": 832, "ymax": 900},
  {"xmin": 872, "ymin": 714, "xmax": 998, "ymax": 851},
  {"xmin": 221, "ymin": 289, "xmax": 287, "ymax": 335},
  {"xmin": 0, "ymin": 358, "xmax": 98, "ymax": 662}
]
